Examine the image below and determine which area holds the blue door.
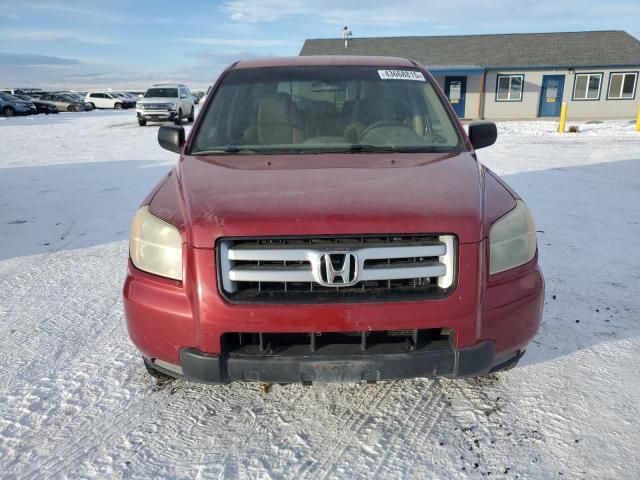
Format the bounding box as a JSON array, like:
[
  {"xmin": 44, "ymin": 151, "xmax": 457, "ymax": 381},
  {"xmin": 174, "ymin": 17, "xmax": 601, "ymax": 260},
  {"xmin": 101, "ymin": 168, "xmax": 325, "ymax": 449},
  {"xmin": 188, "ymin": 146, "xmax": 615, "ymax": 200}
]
[
  {"xmin": 538, "ymin": 75, "xmax": 565, "ymax": 117},
  {"xmin": 444, "ymin": 76, "xmax": 466, "ymax": 118}
]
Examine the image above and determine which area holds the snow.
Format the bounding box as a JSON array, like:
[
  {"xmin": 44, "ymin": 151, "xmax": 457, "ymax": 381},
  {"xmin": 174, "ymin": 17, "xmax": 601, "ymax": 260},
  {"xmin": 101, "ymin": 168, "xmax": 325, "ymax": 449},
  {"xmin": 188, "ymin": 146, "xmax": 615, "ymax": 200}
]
[{"xmin": 1, "ymin": 112, "xmax": 639, "ymax": 479}]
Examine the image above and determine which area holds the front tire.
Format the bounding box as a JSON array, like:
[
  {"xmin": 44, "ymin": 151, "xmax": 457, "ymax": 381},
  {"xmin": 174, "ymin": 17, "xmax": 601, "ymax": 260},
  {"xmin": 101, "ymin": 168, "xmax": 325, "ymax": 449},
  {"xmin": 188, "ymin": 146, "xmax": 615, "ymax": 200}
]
[
  {"xmin": 174, "ymin": 108, "xmax": 183, "ymax": 125},
  {"xmin": 89, "ymin": 103, "xmax": 96, "ymax": 109},
  {"xmin": 67, "ymin": 105, "xmax": 75, "ymax": 112},
  {"xmin": 188, "ymin": 107, "xmax": 194, "ymax": 123},
  {"xmin": 138, "ymin": 118, "xmax": 147, "ymax": 126},
  {"xmin": 114, "ymin": 103, "xmax": 122, "ymax": 110},
  {"xmin": 3, "ymin": 106, "xmax": 16, "ymax": 117}
]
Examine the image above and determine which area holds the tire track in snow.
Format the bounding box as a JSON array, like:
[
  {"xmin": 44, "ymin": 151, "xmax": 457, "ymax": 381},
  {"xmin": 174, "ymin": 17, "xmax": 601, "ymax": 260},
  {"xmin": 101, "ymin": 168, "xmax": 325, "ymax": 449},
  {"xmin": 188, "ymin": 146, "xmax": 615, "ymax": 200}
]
[
  {"xmin": 368, "ymin": 379, "xmax": 449, "ymax": 479},
  {"xmin": 301, "ymin": 380, "xmax": 398, "ymax": 480},
  {"xmin": 17, "ymin": 378, "xmax": 176, "ymax": 479}
]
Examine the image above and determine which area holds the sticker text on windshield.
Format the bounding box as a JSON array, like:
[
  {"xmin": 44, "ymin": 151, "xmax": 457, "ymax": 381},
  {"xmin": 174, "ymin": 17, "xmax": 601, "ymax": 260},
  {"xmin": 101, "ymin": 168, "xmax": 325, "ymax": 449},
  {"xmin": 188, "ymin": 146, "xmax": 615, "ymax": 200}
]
[{"xmin": 377, "ymin": 70, "xmax": 426, "ymax": 81}]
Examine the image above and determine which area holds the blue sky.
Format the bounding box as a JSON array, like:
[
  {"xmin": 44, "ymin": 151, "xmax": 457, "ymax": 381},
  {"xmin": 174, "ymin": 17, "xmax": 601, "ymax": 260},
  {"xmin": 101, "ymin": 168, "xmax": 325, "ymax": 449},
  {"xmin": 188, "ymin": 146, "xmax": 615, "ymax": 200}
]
[{"xmin": 1, "ymin": 0, "xmax": 639, "ymax": 89}]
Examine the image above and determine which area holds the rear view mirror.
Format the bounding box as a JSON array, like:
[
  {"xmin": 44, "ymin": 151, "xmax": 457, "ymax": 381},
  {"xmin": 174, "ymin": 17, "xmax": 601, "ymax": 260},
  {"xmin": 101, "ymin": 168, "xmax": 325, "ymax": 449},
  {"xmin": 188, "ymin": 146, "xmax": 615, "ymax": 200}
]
[
  {"xmin": 468, "ymin": 121, "xmax": 497, "ymax": 150},
  {"xmin": 158, "ymin": 125, "xmax": 185, "ymax": 154},
  {"xmin": 311, "ymin": 81, "xmax": 345, "ymax": 92}
]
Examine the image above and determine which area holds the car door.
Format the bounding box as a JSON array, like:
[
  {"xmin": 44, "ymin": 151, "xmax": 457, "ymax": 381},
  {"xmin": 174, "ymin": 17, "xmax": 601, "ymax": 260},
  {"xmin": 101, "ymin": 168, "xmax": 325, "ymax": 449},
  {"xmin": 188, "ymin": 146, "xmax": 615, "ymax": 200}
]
[
  {"xmin": 105, "ymin": 93, "xmax": 117, "ymax": 108},
  {"xmin": 90, "ymin": 93, "xmax": 102, "ymax": 108},
  {"xmin": 52, "ymin": 95, "xmax": 67, "ymax": 110},
  {"xmin": 178, "ymin": 88, "xmax": 185, "ymax": 112},
  {"xmin": 93, "ymin": 93, "xmax": 104, "ymax": 108}
]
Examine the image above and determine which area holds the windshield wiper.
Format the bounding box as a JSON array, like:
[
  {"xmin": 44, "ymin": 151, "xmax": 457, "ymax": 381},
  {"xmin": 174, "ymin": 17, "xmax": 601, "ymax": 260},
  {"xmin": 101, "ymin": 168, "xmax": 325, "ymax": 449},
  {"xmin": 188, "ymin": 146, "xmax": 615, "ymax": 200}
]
[
  {"xmin": 222, "ymin": 146, "xmax": 259, "ymax": 153},
  {"xmin": 348, "ymin": 144, "xmax": 455, "ymax": 153},
  {"xmin": 191, "ymin": 146, "xmax": 259, "ymax": 155},
  {"xmin": 348, "ymin": 144, "xmax": 397, "ymax": 152}
]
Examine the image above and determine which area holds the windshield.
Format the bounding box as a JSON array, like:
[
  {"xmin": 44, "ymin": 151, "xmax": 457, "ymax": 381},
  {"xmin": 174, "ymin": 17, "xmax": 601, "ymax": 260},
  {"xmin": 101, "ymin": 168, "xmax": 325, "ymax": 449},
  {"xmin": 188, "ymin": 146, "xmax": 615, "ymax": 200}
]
[
  {"xmin": 145, "ymin": 88, "xmax": 178, "ymax": 98},
  {"xmin": 191, "ymin": 66, "xmax": 461, "ymax": 155},
  {"xmin": 63, "ymin": 95, "xmax": 79, "ymax": 102}
]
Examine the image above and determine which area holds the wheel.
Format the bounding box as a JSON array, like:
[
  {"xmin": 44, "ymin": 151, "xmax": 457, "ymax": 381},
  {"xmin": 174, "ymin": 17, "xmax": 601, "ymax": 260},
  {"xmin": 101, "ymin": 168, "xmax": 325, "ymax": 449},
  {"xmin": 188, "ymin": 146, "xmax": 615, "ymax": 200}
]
[
  {"xmin": 174, "ymin": 109, "xmax": 183, "ymax": 125},
  {"xmin": 67, "ymin": 105, "xmax": 75, "ymax": 112},
  {"xmin": 3, "ymin": 106, "xmax": 15, "ymax": 117},
  {"xmin": 89, "ymin": 103, "xmax": 95, "ymax": 110},
  {"xmin": 138, "ymin": 118, "xmax": 147, "ymax": 126},
  {"xmin": 187, "ymin": 107, "xmax": 194, "ymax": 123},
  {"xmin": 143, "ymin": 357, "xmax": 175, "ymax": 382},
  {"xmin": 114, "ymin": 103, "xmax": 122, "ymax": 110}
]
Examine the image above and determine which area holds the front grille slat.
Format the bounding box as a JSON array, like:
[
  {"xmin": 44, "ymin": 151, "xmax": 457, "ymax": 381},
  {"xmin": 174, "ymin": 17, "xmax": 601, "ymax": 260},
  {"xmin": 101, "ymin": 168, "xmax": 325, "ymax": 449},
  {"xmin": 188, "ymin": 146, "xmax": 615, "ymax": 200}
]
[{"xmin": 218, "ymin": 235, "xmax": 456, "ymax": 303}]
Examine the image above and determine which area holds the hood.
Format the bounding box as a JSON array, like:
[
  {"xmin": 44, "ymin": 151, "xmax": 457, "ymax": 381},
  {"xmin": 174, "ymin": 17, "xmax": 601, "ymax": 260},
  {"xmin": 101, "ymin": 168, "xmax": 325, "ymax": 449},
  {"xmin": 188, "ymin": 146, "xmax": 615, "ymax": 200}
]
[{"xmin": 167, "ymin": 152, "xmax": 485, "ymax": 247}]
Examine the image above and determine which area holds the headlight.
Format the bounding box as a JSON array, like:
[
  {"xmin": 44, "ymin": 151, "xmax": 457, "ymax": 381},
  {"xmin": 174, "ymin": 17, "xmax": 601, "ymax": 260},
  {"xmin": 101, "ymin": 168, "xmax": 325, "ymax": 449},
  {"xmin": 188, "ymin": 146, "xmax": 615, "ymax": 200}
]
[
  {"xmin": 129, "ymin": 206, "xmax": 183, "ymax": 280},
  {"xmin": 489, "ymin": 200, "xmax": 537, "ymax": 274}
]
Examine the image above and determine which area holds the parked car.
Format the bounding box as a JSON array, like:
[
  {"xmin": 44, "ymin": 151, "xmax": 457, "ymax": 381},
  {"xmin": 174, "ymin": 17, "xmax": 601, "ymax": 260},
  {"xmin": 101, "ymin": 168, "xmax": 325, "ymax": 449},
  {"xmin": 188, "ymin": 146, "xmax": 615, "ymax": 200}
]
[
  {"xmin": 1, "ymin": 87, "xmax": 44, "ymax": 96},
  {"xmin": 86, "ymin": 91, "xmax": 134, "ymax": 109},
  {"xmin": 135, "ymin": 84, "xmax": 195, "ymax": 126},
  {"xmin": 124, "ymin": 56, "xmax": 544, "ymax": 385},
  {"xmin": 14, "ymin": 94, "xmax": 59, "ymax": 114},
  {"xmin": 38, "ymin": 93, "xmax": 88, "ymax": 112},
  {"xmin": 60, "ymin": 92, "xmax": 94, "ymax": 111},
  {"xmin": 190, "ymin": 91, "xmax": 203, "ymax": 105},
  {"xmin": 0, "ymin": 92, "xmax": 37, "ymax": 116},
  {"xmin": 113, "ymin": 92, "xmax": 137, "ymax": 106}
]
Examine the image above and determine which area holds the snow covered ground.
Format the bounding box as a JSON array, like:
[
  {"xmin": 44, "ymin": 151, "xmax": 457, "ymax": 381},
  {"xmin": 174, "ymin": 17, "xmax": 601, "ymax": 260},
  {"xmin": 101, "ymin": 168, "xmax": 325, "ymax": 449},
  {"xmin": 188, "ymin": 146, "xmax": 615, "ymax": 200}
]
[{"xmin": 1, "ymin": 111, "xmax": 639, "ymax": 479}]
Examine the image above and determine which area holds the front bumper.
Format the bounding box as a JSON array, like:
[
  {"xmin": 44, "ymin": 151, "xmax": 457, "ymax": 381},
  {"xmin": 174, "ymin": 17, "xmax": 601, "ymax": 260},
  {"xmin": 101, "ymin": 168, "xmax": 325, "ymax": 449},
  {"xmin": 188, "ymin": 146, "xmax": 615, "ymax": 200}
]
[
  {"xmin": 149, "ymin": 341, "xmax": 506, "ymax": 383},
  {"xmin": 124, "ymin": 241, "xmax": 544, "ymax": 383},
  {"xmin": 137, "ymin": 110, "xmax": 177, "ymax": 121},
  {"xmin": 16, "ymin": 106, "xmax": 37, "ymax": 115}
]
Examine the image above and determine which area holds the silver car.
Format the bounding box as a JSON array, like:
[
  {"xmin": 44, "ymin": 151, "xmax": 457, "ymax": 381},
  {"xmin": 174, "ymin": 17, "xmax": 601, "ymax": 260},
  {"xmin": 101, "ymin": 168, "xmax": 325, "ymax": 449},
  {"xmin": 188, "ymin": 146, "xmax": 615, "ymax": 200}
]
[{"xmin": 38, "ymin": 93, "xmax": 88, "ymax": 112}]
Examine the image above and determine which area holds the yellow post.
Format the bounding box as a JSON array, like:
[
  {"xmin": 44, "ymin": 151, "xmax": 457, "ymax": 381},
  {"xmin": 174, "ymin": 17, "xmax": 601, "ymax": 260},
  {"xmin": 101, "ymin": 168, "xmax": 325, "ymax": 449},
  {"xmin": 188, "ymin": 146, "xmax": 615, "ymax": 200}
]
[
  {"xmin": 558, "ymin": 102, "xmax": 567, "ymax": 133},
  {"xmin": 636, "ymin": 104, "xmax": 640, "ymax": 132}
]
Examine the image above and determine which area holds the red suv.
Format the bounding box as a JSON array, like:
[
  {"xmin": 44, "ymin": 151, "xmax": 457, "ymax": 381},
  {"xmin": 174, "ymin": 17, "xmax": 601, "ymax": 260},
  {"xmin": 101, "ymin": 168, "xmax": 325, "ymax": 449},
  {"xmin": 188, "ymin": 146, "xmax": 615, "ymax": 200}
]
[{"xmin": 124, "ymin": 56, "xmax": 544, "ymax": 384}]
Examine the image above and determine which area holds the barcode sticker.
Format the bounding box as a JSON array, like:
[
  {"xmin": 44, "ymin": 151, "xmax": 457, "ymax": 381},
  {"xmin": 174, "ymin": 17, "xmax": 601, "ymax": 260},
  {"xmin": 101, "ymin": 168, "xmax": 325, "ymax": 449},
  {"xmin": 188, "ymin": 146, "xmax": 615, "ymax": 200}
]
[{"xmin": 377, "ymin": 70, "xmax": 426, "ymax": 81}]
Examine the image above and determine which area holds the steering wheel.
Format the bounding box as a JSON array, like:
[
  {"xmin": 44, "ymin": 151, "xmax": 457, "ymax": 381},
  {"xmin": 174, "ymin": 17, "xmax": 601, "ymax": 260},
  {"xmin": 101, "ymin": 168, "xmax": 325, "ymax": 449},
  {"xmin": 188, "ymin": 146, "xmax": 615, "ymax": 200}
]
[{"xmin": 359, "ymin": 121, "xmax": 407, "ymax": 140}]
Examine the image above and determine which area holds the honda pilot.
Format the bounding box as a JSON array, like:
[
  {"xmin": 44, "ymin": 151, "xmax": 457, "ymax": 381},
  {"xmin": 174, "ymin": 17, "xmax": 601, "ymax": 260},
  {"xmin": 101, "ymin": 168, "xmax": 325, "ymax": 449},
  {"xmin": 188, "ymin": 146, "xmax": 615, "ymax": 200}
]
[{"xmin": 123, "ymin": 56, "xmax": 544, "ymax": 384}]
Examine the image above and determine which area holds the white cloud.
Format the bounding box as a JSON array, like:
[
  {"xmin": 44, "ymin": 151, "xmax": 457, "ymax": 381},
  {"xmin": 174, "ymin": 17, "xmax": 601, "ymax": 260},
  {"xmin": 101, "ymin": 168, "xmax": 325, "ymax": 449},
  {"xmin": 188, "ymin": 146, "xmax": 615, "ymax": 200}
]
[
  {"xmin": 223, "ymin": 0, "xmax": 640, "ymax": 30},
  {"xmin": 0, "ymin": 29, "xmax": 123, "ymax": 45},
  {"xmin": 180, "ymin": 37, "xmax": 289, "ymax": 47},
  {"xmin": 0, "ymin": 52, "xmax": 80, "ymax": 66}
]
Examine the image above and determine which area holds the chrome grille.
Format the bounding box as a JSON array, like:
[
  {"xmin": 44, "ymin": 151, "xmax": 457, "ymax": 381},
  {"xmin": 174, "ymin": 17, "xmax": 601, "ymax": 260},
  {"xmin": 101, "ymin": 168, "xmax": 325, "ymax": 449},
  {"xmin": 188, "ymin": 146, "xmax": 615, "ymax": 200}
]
[
  {"xmin": 140, "ymin": 103, "xmax": 172, "ymax": 110},
  {"xmin": 217, "ymin": 235, "xmax": 456, "ymax": 303}
]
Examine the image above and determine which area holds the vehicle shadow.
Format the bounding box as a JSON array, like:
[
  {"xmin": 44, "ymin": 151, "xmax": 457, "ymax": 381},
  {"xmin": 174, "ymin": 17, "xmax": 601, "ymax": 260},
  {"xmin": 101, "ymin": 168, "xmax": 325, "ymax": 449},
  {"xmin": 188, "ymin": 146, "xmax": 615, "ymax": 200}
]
[{"xmin": 0, "ymin": 160, "xmax": 173, "ymax": 260}]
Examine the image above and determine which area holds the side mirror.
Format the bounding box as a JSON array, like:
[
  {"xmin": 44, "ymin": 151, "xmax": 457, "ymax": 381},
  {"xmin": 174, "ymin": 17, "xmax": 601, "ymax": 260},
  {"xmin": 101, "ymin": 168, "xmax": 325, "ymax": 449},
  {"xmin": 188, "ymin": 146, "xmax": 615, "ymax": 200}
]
[
  {"xmin": 158, "ymin": 125, "xmax": 185, "ymax": 154},
  {"xmin": 468, "ymin": 121, "xmax": 497, "ymax": 150}
]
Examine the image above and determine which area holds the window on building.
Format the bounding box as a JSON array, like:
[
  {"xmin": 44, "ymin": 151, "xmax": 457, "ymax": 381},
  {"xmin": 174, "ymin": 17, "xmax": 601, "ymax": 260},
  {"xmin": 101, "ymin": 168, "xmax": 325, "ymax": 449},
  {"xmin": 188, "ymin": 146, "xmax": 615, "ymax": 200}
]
[
  {"xmin": 607, "ymin": 72, "xmax": 638, "ymax": 100},
  {"xmin": 573, "ymin": 73, "xmax": 602, "ymax": 100},
  {"xmin": 496, "ymin": 74, "xmax": 524, "ymax": 101}
]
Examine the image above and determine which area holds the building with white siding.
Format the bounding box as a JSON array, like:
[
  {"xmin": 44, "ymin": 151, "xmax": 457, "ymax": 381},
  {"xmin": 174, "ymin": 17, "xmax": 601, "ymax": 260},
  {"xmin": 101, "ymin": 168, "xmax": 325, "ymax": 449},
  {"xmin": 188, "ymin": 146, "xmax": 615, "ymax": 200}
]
[{"xmin": 300, "ymin": 31, "xmax": 640, "ymax": 120}]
